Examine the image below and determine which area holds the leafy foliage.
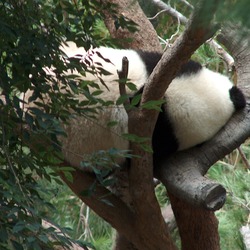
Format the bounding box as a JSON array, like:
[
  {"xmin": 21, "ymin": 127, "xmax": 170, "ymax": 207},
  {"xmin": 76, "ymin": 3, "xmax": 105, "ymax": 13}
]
[
  {"xmin": 0, "ymin": 0, "xmax": 115, "ymax": 248},
  {"xmin": 0, "ymin": 0, "xmax": 142, "ymax": 247},
  {"xmin": 208, "ymin": 147, "xmax": 250, "ymax": 250}
]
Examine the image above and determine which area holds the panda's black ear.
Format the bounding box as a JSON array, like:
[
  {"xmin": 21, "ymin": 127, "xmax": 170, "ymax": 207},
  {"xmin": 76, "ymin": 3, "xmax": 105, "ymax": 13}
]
[{"xmin": 229, "ymin": 86, "xmax": 246, "ymax": 110}]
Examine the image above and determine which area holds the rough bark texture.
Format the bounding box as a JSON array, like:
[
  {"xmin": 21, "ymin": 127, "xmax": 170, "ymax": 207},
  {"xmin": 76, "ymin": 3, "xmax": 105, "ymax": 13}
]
[
  {"xmin": 168, "ymin": 192, "xmax": 220, "ymax": 250},
  {"xmin": 156, "ymin": 163, "xmax": 227, "ymax": 210},
  {"xmin": 100, "ymin": 0, "xmax": 162, "ymax": 52},
  {"xmin": 117, "ymin": 1, "xmax": 221, "ymax": 249}
]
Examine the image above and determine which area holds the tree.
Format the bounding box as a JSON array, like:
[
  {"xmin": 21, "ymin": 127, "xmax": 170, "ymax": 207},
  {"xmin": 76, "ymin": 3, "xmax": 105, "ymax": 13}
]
[{"xmin": 1, "ymin": 0, "xmax": 250, "ymax": 249}]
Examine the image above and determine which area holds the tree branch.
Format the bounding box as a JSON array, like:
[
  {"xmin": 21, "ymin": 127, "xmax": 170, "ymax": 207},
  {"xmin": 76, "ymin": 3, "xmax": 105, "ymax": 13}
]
[
  {"xmin": 117, "ymin": 56, "xmax": 130, "ymax": 108},
  {"xmin": 59, "ymin": 168, "xmax": 142, "ymax": 245},
  {"xmin": 152, "ymin": 0, "xmax": 188, "ymax": 24},
  {"xmin": 155, "ymin": 24, "xmax": 250, "ymax": 210},
  {"xmin": 100, "ymin": 0, "xmax": 162, "ymax": 51},
  {"xmin": 142, "ymin": 0, "xmax": 219, "ymax": 105},
  {"xmin": 151, "ymin": 0, "xmax": 234, "ymax": 68},
  {"xmin": 125, "ymin": 0, "xmax": 220, "ymax": 246}
]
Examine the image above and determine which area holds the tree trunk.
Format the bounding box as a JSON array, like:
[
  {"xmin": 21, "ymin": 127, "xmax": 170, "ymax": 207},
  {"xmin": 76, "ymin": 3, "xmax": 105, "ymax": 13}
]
[
  {"xmin": 100, "ymin": 0, "xmax": 162, "ymax": 52},
  {"xmin": 168, "ymin": 192, "xmax": 220, "ymax": 250},
  {"xmin": 113, "ymin": 234, "xmax": 138, "ymax": 250}
]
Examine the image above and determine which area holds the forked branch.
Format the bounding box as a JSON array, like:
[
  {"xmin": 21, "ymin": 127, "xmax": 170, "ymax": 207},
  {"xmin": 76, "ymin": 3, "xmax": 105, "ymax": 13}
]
[{"xmin": 156, "ymin": 24, "xmax": 250, "ymax": 210}]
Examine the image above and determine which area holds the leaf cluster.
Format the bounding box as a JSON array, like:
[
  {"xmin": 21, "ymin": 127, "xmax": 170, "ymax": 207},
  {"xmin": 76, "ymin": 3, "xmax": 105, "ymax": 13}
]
[{"xmin": 0, "ymin": 0, "xmax": 109, "ymax": 248}]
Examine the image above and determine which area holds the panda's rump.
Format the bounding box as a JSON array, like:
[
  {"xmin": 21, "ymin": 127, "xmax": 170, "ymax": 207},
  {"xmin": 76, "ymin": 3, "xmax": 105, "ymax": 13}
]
[{"xmin": 165, "ymin": 68, "xmax": 235, "ymax": 151}]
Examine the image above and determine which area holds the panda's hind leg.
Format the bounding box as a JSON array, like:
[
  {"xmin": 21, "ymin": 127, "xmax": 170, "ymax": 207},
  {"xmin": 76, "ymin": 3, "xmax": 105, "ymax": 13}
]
[{"xmin": 229, "ymin": 86, "xmax": 246, "ymax": 110}]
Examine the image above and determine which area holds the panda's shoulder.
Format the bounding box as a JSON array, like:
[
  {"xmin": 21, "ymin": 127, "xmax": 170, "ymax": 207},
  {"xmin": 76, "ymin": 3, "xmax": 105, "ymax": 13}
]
[
  {"xmin": 136, "ymin": 50, "xmax": 162, "ymax": 74},
  {"xmin": 176, "ymin": 60, "xmax": 203, "ymax": 78},
  {"xmin": 134, "ymin": 52, "xmax": 203, "ymax": 77}
]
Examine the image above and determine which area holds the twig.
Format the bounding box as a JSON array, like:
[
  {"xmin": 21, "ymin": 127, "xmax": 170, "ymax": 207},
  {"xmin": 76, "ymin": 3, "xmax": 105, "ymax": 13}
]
[
  {"xmin": 152, "ymin": 0, "xmax": 187, "ymax": 23},
  {"xmin": 117, "ymin": 56, "xmax": 130, "ymax": 109},
  {"xmin": 148, "ymin": 9, "xmax": 168, "ymax": 20},
  {"xmin": 207, "ymin": 38, "xmax": 234, "ymax": 69},
  {"xmin": 179, "ymin": 0, "xmax": 194, "ymax": 9},
  {"xmin": 238, "ymin": 146, "xmax": 250, "ymax": 170},
  {"xmin": 77, "ymin": 203, "xmax": 94, "ymax": 241},
  {"xmin": 167, "ymin": 16, "xmax": 181, "ymax": 45},
  {"xmin": 151, "ymin": 0, "xmax": 235, "ymax": 69}
]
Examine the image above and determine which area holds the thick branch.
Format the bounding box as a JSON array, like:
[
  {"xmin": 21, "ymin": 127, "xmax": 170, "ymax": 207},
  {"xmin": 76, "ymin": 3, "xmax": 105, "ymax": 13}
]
[
  {"xmin": 168, "ymin": 192, "xmax": 220, "ymax": 250},
  {"xmin": 100, "ymin": 0, "xmax": 162, "ymax": 51},
  {"xmin": 124, "ymin": 0, "xmax": 220, "ymax": 247},
  {"xmin": 59, "ymin": 169, "xmax": 142, "ymax": 246},
  {"xmin": 128, "ymin": 0, "xmax": 220, "ymax": 202},
  {"xmin": 152, "ymin": 0, "xmax": 234, "ymax": 68},
  {"xmin": 60, "ymin": 166, "xmax": 176, "ymax": 250},
  {"xmin": 142, "ymin": 0, "xmax": 219, "ymax": 105}
]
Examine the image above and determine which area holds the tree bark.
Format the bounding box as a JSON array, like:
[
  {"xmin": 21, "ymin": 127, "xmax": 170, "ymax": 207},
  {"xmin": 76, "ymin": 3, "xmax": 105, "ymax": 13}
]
[
  {"xmin": 100, "ymin": 0, "xmax": 162, "ymax": 52},
  {"xmin": 168, "ymin": 192, "xmax": 220, "ymax": 250},
  {"xmin": 60, "ymin": 166, "xmax": 177, "ymax": 250},
  {"xmin": 119, "ymin": 1, "xmax": 221, "ymax": 249}
]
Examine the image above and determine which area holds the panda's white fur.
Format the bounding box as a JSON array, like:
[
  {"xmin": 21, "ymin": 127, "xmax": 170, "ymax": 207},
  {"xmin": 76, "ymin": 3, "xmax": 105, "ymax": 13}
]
[
  {"xmin": 23, "ymin": 42, "xmax": 245, "ymax": 170},
  {"xmin": 165, "ymin": 68, "xmax": 235, "ymax": 150},
  {"xmin": 61, "ymin": 41, "xmax": 147, "ymax": 88}
]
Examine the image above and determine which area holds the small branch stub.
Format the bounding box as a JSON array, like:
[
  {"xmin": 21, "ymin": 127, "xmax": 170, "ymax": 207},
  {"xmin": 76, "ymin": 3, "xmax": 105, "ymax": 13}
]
[{"xmin": 117, "ymin": 56, "xmax": 130, "ymax": 109}]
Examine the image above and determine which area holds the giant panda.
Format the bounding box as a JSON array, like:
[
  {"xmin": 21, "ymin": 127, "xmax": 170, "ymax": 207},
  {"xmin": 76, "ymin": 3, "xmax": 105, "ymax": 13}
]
[{"xmin": 23, "ymin": 42, "xmax": 246, "ymax": 171}]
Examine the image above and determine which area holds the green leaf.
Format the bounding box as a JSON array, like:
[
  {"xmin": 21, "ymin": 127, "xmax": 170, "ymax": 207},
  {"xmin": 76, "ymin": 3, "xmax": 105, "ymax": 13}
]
[
  {"xmin": 13, "ymin": 222, "xmax": 25, "ymax": 233},
  {"xmin": 116, "ymin": 94, "xmax": 129, "ymax": 105},
  {"xmin": 0, "ymin": 228, "xmax": 8, "ymax": 242},
  {"xmin": 27, "ymin": 236, "xmax": 36, "ymax": 243},
  {"xmin": 92, "ymin": 90, "xmax": 103, "ymax": 96},
  {"xmin": 141, "ymin": 99, "xmax": 165, "ymax": 111},
  {"xmin": 38, "ymin": 234, "xmax": 49, "ymax": 244},
  {"xmin": 58, "ymin": 167, "xmax": 75, "ymax": 183},
  {"xmin": 102, "ymin": 178, "xmax": 116, "ymax": 187},
  {"xmin": 80, "ymin": 181, "xmax": 96, "ymax": 197},
  {"xmin": 25, "ymin": 112, "xmax": 34, "ymax": 126},
  {"xmin": 100, "ymin": 198, "xmax": 114, "ymax": 207},
  {"xmin": 140, "ymin": 143, "xmax": 153, "ymax": 153},
  {"xmin": 122, "ymin": 133, "xmax": 150, "ymax": 143},
  {"xmin": 126, "ymin": 81, "xmax": 137, "ymax": 91},
  {"xmin": 130, "ymin": 94, "xmax": 141, "ymax": 106},
  {"xmin": 11, "ymin": 240, "xmax": 24, "ymax": 250},
  {"xmin": 26, "ymin": 223, "xmax": 41, "ymax": 232},
  {"xmin": 107, "ymin": 120, "xmax": 119, "ymax": 127}
]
